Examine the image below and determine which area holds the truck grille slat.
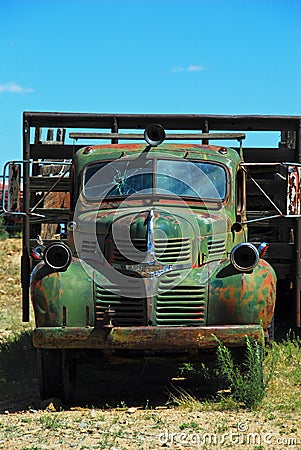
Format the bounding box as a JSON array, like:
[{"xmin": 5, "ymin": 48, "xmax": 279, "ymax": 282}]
[
  {"xmin": 81, "ymin": 240, "xmax": 96, "ymax": 255},
  {"xmin": 156, "ymin": 318, "xmax": 205, "ymax": 325},
  {"xmin": 208, "ymin": 239, "xmax": 226, "ymax": 256},
  {"xmin": 157, "ymin": 297, "xmax": 205, "ymax": 302},
  {"xmin": 94, "ymin": 284, "xmax": 146, "ymax": 326},
  {"xmin": 155, "ymin": 279, "xmax": 207, "ymax": 326},
  {"xmin": 157, "ymin": 311, "xmax": 206, "ymax": 316},
  {"xmin": 157, "ymin": 302, "xmax": 204, "ymax": 310},
  {"xmin": 111, "ymin": 238, "xmax": 191, "ymax": 265},
  {"xmin": 112, "ymin": 239, "xmax": 146, "ymax": 263},
  {"xmin": 155, "ymin": 238, "xmax": 191, "ymax": 264}
]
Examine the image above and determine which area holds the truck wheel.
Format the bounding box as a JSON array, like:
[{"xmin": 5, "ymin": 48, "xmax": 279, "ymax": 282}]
[{"xmin": 37, "ymin": 349, "xmax": 77, "ymax": 404}]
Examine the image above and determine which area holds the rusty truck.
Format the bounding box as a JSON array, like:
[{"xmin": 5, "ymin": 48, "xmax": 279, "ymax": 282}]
[{"xmin": 2, "ymin": 112, "xmax": 301, "ymax": 402}]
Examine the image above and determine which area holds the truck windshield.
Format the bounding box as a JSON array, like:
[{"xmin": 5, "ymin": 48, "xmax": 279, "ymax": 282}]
[{"xmin": 83, "ymin": 158, "xmax": 226, "ymax": 201}]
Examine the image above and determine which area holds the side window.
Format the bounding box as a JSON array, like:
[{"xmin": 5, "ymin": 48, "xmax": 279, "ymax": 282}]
[{"xmin": 236, "ymin": 169, "xmax": 245, "ymax": 216}]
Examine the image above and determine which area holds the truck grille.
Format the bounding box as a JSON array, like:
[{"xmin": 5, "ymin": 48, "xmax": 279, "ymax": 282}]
[
  {"xmin": 155, "ymin": 271, "xmax": 207, "ymax": 326},
  {"xmin": 81, "ymin": 239, "xmax": 96, "ymax": 255},
  {"xmin": 155, "ymin": 238, "xmax": 191, "ymax": 264},
  {"xmin": 208, "ymin": 239, "xmax": 226, "ymax": 257},
  {"xmin": 112, "ymin": 237, "xmax": 191, "ymax": 265},
  {"xmin": 94, "ymin": 281, "xmax": 146, "ymax": 326},
  {"xmin": 112, "ymin": 239, "xmax": 146, "ymax": 264}
]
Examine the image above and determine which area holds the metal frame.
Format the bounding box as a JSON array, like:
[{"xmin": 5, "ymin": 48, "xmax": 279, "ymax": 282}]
[{"xmin": 69, "ymin": 132, "xmax": 246, "ymax": 141}]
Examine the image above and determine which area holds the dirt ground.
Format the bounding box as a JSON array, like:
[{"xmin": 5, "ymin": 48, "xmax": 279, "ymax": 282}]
[{"xmin": 0, "ymin": 337, "xmax": 300, "ymax": 450}]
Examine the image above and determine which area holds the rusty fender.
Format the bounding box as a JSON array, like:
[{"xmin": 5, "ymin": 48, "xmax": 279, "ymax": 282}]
[{"xmin": 32, "ymin": 324, "xmax": 264, "ymax": 349}]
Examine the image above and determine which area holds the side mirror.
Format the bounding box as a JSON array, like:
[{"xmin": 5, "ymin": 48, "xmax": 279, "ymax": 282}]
[
  {"xmin": 287, "ymin": 165, "xmax": 301, "ymax": 216},
  {"xmin": 8, "ymin": 163, "xmax": 22, "ymax": 212},
  {"xmin": 2, "ymin": 162, "xmax": 22, "ymax": 213}
]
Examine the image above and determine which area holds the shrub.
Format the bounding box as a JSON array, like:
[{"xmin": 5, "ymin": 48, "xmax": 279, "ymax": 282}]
[{"xmin": 216, "ymin": 337, "xmax": 265, "ymax": 409}]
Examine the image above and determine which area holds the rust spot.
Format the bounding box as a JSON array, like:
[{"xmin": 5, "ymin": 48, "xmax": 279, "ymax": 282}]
[{"xmin": 32, "ymin": 325, "xmax": 265, "ymax": 350}]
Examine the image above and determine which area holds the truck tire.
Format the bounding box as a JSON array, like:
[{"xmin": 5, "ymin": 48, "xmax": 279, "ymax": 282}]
[{"xmin": 37, "ymin": 349, "xmax": 77, "ymax": 404}]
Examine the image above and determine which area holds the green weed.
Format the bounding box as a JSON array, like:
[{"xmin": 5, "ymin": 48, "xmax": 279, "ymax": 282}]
[
  {"xmin": 216, "ymin": 337, "xmax": 268, "ymax": 409},
  {"xmin": 21, "ymin": 447, "xmax": 41, "ymax": 450},
  {"xmin": 39, "ymin": 413, "xmax": 64, "ymax": 430},
  {"xmin": 179, "ymin": 421, "xmax": 199, "ymax": 430}
]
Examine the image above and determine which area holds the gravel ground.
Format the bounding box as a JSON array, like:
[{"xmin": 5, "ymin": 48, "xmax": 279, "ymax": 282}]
[
  {"xmin": 0, "ymin": 358, "xmax": 300, "ymax": 450},
  {"xmin": 0, "ymin": 405, "xmax": 300, "ymax": 449}
]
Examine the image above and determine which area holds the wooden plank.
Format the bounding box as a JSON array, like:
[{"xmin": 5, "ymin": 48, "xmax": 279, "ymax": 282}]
[
  {"xmin": 267, "ymin": 244, "xmax": 294, "ymax": 260},
  {"xmin": 270, "ymin": 263, "xmax": 292, "ymax": 279},
  {"xmin": 246, "ymin": 211, "xmax": 295, "ymax": 226},
  {"xmin": 242, "ymin": 148, "xmax": 295, "ymax": 163},
  {"xmin": 24, "ymin": 112, "xmax": 301, "ymax": 131},
  {"xmin": 30, "ymin": 208, "xmax": 70, "ymax": 223},
  {"xmin": 30, "ymin": 176, "xmax": 71, "ymax": 192},
  {"xmin": 260, "ymin": 243, "xmax": 294, "ymax": 260},
  {"xmin": 30, "ymin": 144, "xmax": 81, "ymax": 159},
  {"xmin": 246, "ymin": 179, "xmax": 285, "ymax": 195}
]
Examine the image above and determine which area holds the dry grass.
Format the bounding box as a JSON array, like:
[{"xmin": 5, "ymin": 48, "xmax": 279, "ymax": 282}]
[{"xmin": 0, "ymin": 239, "xmax": 34, "ymax": 342}]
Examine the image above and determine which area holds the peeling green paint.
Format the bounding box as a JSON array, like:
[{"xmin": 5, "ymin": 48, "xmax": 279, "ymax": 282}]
[{"xmin": 31, "ymin": 259, "xmax": 94, "ymax": 327}]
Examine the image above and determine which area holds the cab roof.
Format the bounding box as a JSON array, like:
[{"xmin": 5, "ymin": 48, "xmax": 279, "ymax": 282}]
[{"xmin": 75, "ymin": 143, "xmax": 242, "ymax": 173}]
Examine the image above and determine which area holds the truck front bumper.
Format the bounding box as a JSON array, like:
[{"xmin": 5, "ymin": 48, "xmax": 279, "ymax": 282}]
[{"xmin": 32, "ymin": 324, "xmax": 264, "ymax": 349}]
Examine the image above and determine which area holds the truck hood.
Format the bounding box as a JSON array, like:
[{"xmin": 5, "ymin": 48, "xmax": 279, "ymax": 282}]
[
  {"xmin": 75, "ymin": 206, "xmax": 227, "ymax": 239},
  {"xmin": 74, "ymin": 206, "xmax": 228, "ymax": 268}
]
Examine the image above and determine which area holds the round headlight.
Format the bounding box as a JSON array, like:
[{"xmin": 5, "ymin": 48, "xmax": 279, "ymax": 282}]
[
  {"xmin": 230, "ymin": 243, "xmax": 259, "ymax": 272},
  {"xmin": 44, "ymin": 242, "xmax": 72, "ymax": 271}
]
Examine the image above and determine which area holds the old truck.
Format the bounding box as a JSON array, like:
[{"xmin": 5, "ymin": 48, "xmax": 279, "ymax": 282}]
[{"xmin": 2, "ymin": 112, "xmax": 301, "ymax": 402}]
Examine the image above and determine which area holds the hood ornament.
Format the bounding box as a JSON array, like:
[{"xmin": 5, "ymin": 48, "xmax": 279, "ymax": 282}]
[
  {"xmin": 126, "ymin": 209, "xmax": 173, "ymax": 278},
  {"xmin": 125, "ymin": 209, "xmax": 190, "ymax": 278}
]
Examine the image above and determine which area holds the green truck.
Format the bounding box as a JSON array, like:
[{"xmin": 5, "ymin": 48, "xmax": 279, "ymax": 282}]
[{"xmin": 3, "ymin": 112, "xmax": 301, "ymax": 402}]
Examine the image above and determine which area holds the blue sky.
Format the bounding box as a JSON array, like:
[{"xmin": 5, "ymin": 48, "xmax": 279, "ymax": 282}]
[{"xmin": 0, "ymin": 0, "xmax": 300, "ymax": 169}]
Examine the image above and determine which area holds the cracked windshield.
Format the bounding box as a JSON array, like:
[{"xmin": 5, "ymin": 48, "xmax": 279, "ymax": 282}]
[{"xmin": 84, "ymin": 158, "xmax": 226, "ymax": 200}]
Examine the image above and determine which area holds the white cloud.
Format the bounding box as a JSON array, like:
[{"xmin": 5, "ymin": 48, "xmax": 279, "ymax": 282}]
[
  {"xmin": 172, "ymin": 64, "xmax": 204, "ymax": 74},
  {"xmin": 188, "ymin": 65, "xmax": 204, "ymax": 72},
  {"xmin": 172, "ymin": 66, "xmax": 185, "ymax": 73},
  {"xmin": 0, "ymin": 82, "xmax": 34, "ymax": 93}
]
